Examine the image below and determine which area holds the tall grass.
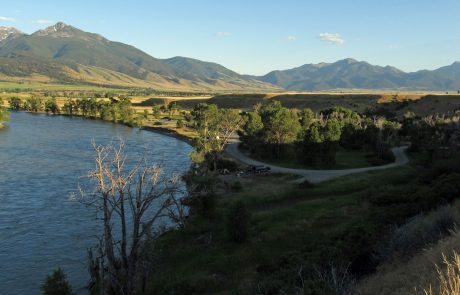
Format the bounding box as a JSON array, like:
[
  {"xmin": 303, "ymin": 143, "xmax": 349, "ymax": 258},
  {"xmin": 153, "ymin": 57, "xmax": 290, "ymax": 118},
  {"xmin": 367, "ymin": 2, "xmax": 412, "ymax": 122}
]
[
  {"xmin": 355, "ymin": 206, "xmax": 460, "ymax": 295},
  {"xmin": 424, "ymin": 251, "xmax": 460, "ymax": 295}
]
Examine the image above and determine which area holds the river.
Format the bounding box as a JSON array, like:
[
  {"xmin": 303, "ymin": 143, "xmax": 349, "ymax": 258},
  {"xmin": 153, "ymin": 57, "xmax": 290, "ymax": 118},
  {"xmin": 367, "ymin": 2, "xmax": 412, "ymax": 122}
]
[{"xmin": 0, "ymin": 112, "xmax": 192, "ymax": 294}]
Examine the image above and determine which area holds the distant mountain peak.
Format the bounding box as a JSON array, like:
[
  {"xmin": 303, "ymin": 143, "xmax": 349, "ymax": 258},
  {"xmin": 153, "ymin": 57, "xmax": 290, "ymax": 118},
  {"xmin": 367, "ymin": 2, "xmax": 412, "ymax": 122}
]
[
  {"xmin": 0, "ymin": 27, "xmax": 23, "ymax": 41},
  {"xmin": 54, "ymin": 22, "xmax": 68, "ymax": 30},
  {"xmin": 339, "ymin": 58, "xmax": 358, "ymax": 64},
  {"xmin": 33, "ymin": 22, "xmax": 74, "ymax": 37},
  {"xmin": 31, "ymin": 22, "xmax": 108, "ymax": 42}
]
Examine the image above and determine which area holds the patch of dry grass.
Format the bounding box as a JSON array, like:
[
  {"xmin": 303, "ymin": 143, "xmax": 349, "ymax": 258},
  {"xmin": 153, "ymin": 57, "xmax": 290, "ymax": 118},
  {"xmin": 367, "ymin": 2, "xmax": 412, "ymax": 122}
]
[
  {"xmin": 355, "ymin": 229, "xmax": 460, "ymax": 295},
  {"xmin": 424, "ymin": 251, "xmax": 460, "ymax": 295}
]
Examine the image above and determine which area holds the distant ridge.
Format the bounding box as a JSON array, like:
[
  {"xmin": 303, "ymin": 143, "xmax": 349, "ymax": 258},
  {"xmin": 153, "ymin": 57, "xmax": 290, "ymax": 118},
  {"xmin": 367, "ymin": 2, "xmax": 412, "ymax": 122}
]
[
  {"xmin": 255, "ymin": 58, "xmax": 460, "ymax": 91},
  {"xmin": 0, "ymin": 22, "xmax": 459, "ymax": 91}
]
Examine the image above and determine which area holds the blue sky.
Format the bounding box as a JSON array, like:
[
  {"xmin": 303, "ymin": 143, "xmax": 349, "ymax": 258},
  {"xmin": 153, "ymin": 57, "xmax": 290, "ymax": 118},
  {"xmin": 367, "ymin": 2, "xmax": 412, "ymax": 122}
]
[{"xmin": 1, "ymin": 0, "xmax": 460, "ymax": 75}]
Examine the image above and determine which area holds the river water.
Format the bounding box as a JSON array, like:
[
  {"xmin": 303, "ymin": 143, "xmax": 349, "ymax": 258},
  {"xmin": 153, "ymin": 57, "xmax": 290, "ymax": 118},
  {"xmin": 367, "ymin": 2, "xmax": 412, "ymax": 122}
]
[{"xmin": 0, "ymin": 112, "xmax": 192, "ymax": 294}]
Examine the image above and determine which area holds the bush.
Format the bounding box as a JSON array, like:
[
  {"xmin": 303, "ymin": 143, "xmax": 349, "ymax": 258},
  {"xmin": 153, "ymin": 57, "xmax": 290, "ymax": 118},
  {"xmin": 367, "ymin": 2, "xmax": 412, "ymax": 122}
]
[
  {"xmin": 214, "ymin": 158, "xmax": 239, "ymax": 172},
  {"xmin": 226, "ymin": 201, "xmax": 250, "ymax": 243},
  {"xmin": 432, "ymin": 173, "xmax": 460, "ymax": 203},
  {"xmin": 176, "ymin": 119, "xmax": 184, "ymax": 128},
  {"xmin": 153, "ymin": 121, "xmax": 162, "ymax": 126},
  {"xmin": 298, "ymin": 179, "xmax": 315, "ymax": 189},
  {"xmin": 41, "ymin": 268, "xmax": 74, "ymax": 295},
  {"xmin": 231, "ymin": 181, "xmax": 243, "ymax": 192}
]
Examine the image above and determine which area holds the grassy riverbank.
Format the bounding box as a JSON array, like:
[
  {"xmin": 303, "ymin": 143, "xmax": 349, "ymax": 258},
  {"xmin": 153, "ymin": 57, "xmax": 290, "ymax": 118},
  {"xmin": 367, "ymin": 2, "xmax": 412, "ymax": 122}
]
[{"xmin": 147, "ymin": 164, "xmax": 424, "ymax": 293}]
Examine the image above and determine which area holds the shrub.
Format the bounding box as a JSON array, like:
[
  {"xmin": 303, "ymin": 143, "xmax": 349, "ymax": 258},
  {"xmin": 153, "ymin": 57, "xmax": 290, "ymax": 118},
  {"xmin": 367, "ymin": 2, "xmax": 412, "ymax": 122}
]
[
  {"xmin": 432, "ymin": 173, "xmax": 460, "ymax": 203},
  {"xmin": 298, "ymin": 179, "xmax": 315, "ymax": 189},
  {"xmin": 41, "ymin": 268, "xmax": 74, "ymax": 295},
  {"xmin": 176, "ymin": 119, "xmax": 184, "ymax": 128},
  {"xmin": 214, "ymin": 158, "xmax": 239, "ymax": 172},
  {"xmin": 231, "ymin": 181, "xmax": 243, "ymax": 192},
  {"xmin": 226, "ymin": 201, "xmax": 250, "ymax": 243}
]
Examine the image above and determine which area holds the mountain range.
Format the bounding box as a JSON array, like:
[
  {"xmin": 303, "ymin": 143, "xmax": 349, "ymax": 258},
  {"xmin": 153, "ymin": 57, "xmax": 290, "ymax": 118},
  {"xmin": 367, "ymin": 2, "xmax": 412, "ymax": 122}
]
[
  {"xmin": 0, "ymin": 22, "xmax": 459, "ymax": 92},
  {"xmin": 258, "ymin": 58, "xmax": 460, "ymax": 91}
]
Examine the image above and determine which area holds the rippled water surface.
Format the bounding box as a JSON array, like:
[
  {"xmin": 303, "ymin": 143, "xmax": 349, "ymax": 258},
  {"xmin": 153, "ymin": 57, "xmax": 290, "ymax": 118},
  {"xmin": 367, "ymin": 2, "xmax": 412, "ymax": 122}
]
[{"xmin": 0, "ymin": 112, "xmax": 192, "ymax": 294}]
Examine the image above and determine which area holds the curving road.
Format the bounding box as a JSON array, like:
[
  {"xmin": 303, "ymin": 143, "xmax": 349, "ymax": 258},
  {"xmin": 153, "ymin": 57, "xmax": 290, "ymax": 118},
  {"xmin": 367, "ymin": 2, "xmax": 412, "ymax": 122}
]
[{"xmin": 225, "ymin": 143, "xmax": 409, "ymax": 183}]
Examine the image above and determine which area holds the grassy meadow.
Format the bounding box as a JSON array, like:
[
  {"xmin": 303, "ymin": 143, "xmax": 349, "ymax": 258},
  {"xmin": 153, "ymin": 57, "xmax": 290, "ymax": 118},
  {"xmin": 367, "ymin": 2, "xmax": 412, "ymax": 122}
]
[{"xmin": 148, "ymin": 164, "xmax": 421, "ymax": 294}]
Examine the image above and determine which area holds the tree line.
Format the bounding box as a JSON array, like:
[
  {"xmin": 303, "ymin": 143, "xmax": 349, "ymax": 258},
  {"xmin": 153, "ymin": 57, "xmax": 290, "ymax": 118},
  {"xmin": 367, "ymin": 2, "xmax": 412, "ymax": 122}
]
[
  {"xmin": 239, "ymin": 101, "xmax": 401, "ymax": 167},
  {"xmin": 183, "ymin": 101, "xmax": 405, "ymax": 171},
  {"xmin": 7, "ymin": 96, "xmax": 143, "ymax": 127}
]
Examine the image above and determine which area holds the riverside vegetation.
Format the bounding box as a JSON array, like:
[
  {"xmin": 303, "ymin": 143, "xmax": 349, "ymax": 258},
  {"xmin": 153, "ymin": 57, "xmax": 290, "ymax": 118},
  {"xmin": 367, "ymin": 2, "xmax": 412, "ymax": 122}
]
[
  {"xmin": 147, "ymin": 100, "xmax": 460, "ymax": 294},
  {"xmin": 3, "ymin": 93, "xmax": 460, "ymax": 294},
  {"xmin": 0, "ymin": 97, "xmax": 9, "ymax": 127}
]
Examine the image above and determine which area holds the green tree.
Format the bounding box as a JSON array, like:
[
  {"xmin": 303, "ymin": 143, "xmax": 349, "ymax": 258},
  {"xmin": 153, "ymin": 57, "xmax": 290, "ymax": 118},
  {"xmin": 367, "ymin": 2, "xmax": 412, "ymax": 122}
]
[
  {"xmin": 259, "ymin": 101, "xmax": 301, "ymax": 158},
  {"xmin": 0, "ymin": 101, "xmax": 9, "ymax": 127},
  {"xmin": 176, "ymin": 118, "xmax": 184, "ymax": 128},
  {"xmin": 298, "ymin": 121, "xmax": 323, "ymax": 166},
  {"xmin": 321, "ymin": 119, "xmax": 342, "ymax": 166},
  {"xmin": 98, "ymin": 101, "xmax": 113, "ymax": 121},
  {"xmin": 24, "ymin": 96, "xmax": 44, "ymax": 112},
  {"xmin": 168, "ymin": 101, "xmax": 178, "ymax": 117},
  {"xmin": 117, "ymin": 97, "xmax": 135, "ymax": 124},
  {"xmin": 8, "ymin": 97, "xmax": 22, "ymax": 111},
  {"xmin": 41, "ymin": 268, "xmax": 74, "ymax": 295},
  {"xmin": 151, "ymin": 105, "xmax": 161, "ymax": 118},
  {"xmin": 300, "ymin": 108, "xmax": 315, "ymax": 129},
  {"xmin": 62, "ymin": 100, "xmax": 79, "ymax": 116},
  {"xmin": 239, "ymin": 111, "xmax": 264, "ymax": 153},
  {"xmin": 44, "ymin": 98, "xmax": 60, "ymax": 115},
  {"xmin": 192, "ymin": 103, "xmax": 243, "ymax": 170}
]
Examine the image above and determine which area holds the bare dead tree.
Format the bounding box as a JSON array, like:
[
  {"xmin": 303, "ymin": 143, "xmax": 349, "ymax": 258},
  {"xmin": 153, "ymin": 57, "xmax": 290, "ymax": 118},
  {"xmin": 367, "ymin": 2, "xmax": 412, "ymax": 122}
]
[{"xmin": 81, "ymin": 139, "xmax": 186, "ymax": 294}]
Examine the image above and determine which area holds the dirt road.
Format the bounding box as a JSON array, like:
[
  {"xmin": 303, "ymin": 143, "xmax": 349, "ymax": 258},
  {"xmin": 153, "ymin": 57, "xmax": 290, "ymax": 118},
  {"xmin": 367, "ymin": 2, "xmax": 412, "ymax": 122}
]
[{"xmin": 225, "ymin": 143, "xmax": 409, "ymax": 183}]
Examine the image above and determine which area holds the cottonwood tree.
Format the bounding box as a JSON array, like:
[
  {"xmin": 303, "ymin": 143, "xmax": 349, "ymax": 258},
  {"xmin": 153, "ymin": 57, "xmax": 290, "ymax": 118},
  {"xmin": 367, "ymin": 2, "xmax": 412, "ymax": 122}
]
[
  {"xmin": 44, "ymin": 98, "xmax": 60, "ymax": 115},
  {"xmin": 0, "ymin": 98, "xmax": 9, "ymax": 126},
  {"xmin": 8, "ymin": 97, "xmax": 22, "ymax": 111},
  {"xmin": 81, "ymin": 139, "xmax": 185, "ymax": 294},
  {"xmin": 191, "ymin": 103, "xmax": 243, "ymax": 170},
  {"xmin": 239, "ymin": 111, "xmax": 264, "ymax": 154},
  {"xmin": 259, "ymin": 101, "xmax": 301, "ymax": 158}
]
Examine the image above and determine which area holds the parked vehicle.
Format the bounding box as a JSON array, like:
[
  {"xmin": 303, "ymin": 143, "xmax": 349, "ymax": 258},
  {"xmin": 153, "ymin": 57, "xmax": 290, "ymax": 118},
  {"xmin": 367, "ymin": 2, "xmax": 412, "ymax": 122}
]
[{"xmin": 246, "ymin": 165, "xmax": 271, "ymax": 174}]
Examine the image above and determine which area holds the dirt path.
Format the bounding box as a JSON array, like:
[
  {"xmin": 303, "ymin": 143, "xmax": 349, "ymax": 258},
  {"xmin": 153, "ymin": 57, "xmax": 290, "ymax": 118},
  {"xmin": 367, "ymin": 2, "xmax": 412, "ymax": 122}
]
[{"xmin": 225, "ymin": 143, "xmax": 409, "ymax": 183}]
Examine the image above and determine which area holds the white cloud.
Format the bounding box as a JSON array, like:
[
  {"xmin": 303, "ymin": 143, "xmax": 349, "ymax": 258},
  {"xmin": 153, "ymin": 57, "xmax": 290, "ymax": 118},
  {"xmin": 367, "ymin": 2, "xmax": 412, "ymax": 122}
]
[
  {"xmin": 34, "ymin": 19, "xmax": 53, "ymax": 24},
  {"xmin": 214, "ymin": 31, "xmax": 231, "ymax": 38},
  {"xmin": 287, "ymin": 35, "xmax": 297, "ymax": 41},
  {"xmin": 0, "ymin": 16, "xmax": 16, "ymax": 22},
  {"xmin": 318, "ymin": 33, "xmax": 344, "ymax": 45}
]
